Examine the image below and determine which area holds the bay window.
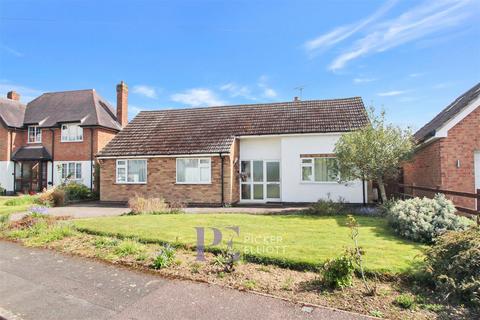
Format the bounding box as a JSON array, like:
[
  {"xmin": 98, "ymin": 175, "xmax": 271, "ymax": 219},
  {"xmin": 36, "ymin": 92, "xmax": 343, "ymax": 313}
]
[
  {"xmin": 116, "ymin": 159, "xmax": 147, "ymax": 184},
  {"xmin": 176, "ymin": 158, "xmax": 211, "ymax": 184},
  {"xmin": 27, "ymin": 125, "xmax": 42, "ymax": 143},
  {"xmin": 61, "ymin": 123, "xmax": 83, "ymax": 142},
  {"xmin": 301, "ymin": 157, "xmax": 338, "ymax": 182}
]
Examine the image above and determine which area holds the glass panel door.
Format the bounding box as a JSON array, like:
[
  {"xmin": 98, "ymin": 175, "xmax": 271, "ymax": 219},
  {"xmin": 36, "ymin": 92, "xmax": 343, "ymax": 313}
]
[
  {"xmin": 240, "ymin": 160, "xmax": 280, "ymax": 201},
  {"xmin": 265, "ymin": 161, "xmax": 280, "ymax": 200}
]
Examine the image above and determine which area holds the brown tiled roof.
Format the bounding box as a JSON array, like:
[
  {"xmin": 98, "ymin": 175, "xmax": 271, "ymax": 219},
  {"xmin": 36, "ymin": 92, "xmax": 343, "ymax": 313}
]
[
  {"xmin": 415, "ymin": 82, "xmax": 480, "ymax": 142},
  {"xmin": 98, "ymin": 97, "xmax": 368, "ymax": 157},
  {"xmin": 0, "ymin": 98, "xmax": 26, "ymax": 128},
  {"xmin": 24, "ymin": 89, "xmax": 121, "ymax": 131}
]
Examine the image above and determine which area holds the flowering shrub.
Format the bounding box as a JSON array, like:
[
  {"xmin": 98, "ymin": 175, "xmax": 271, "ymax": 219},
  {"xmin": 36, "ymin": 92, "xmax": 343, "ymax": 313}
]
[
  {"xmin": 387, "ymin": 194, "xmax": 469, "ymax": 243},
  {"xmin": 29, "ymin": 205, "xmax": 49, "ymax": 216}
]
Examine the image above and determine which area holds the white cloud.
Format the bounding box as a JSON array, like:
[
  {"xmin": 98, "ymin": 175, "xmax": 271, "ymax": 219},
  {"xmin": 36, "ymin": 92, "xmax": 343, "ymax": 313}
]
[
  {"xmin": 409, "ymin": 72, "xmax": 425, "ymax": 78},
  {"xmin": 328, "ymin": 0, "xmax": 473, "ymax": 70},
  {"xmin": 377, "ymin": 90, "xmax": 408, "ymax": 97},
  {"xmin": 220, "ymin": 83, "xmax": 255, "ymax": 100},
  {"xmin": 171, "ymin": 88, "xmax": 226, "ymax": 107},
  {"xmin": 0, "ymin": 81, "xmax": 42, "ymax": 102},
  {"xmin": 132, "ymin": 85, "xmax": 158, "ymax": 99},
  {"xmin": 1, "ymin": 45, "xmax": 24, "ymax": 57},
  {"xmin": 257, "ymin": 75, "xmax": 278, "ymax": 99},
  {"xmin": 353, "ymin": 77, "xmax": 376, "ymax": 84},
  {"xmin": 304, "ymin": 0, "xmax": 398, "ymax": 53}
]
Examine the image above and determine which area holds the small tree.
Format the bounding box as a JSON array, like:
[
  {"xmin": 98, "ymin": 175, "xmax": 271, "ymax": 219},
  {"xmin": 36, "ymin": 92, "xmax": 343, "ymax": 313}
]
[{"xmin": 334, "ymin": 108, "xmax": 413, "ymax": 203}]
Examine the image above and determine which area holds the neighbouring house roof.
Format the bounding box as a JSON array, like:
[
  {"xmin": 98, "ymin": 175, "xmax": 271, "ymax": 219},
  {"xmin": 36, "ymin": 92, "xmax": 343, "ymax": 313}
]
[
  {"xmin": 0, "ymin": 98, "xmax": 26, "ymax": 128},
  {"xmin": 12, "ymin": 146, "xmax": 52, "ymax": 161},
  {"xmin": 414, "ymin": 82, "xmax": 480, "ymax": 143},
  {"xmin": 24, "ymin": 89, "xmax": 121, "ymax": 131},
  {"xmin": 98, "ymin": 97, "xmax": 368, "ymax": 157}
]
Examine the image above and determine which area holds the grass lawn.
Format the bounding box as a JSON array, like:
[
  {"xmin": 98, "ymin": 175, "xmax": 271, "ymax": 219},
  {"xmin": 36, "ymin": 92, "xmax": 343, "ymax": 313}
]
[
  {"xmin": 74, "ymin": 214, "xmax": 425, "ymax": 274},
  {"xmin": 0, "ymin": 196, "xmax": 36, "ymax": 216}
]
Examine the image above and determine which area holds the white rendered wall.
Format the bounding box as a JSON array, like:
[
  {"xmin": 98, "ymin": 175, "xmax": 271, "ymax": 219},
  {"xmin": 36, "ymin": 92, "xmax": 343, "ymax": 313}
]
[
  {"xmin": 238, "ymin": 134, "xmax": 365, "ymax": 203},
  {"xmin": 0, "ymin": 161, "xmax": 14, "ymax": 192}
]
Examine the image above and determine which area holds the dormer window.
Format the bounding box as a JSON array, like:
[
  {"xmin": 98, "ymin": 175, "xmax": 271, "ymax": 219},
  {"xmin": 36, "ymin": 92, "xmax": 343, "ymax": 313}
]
[
  {"xmin": 27, "ymin": 125, "xmax": 42, "ymax": 143},
  {"xmin": 61, "ymin": 123, "xmax": 83, "ymax": 142}
]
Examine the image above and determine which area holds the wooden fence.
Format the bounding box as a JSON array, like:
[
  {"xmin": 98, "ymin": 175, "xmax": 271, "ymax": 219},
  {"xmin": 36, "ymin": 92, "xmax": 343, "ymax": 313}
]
[{"xmin": 397, "ymin": 183, "xmax": 480, "ymax": 225}]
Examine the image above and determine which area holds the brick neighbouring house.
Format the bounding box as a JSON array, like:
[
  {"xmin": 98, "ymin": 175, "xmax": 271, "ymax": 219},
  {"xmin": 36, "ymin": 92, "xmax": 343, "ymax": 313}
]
[
  {"xmin": 97, "ymin": 97, "xmax": 370, "ymax": 205},
  {"xmin": 0, "ymin": 82, "xmax": 128, "ymax": 194},
  {"xmin": 403, "ymin": 82, "xmax": 480, "ymax": 210}
]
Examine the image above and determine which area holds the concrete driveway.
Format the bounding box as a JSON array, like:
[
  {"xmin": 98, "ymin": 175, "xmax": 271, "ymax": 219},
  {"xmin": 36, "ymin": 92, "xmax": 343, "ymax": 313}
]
[
  {"xmin": 0, "ymin": 241, "xmax": 369, "ymax": 320},
  {"xmin": 11, "ymin": 202, "xmax": 307, "ymax": 221}
]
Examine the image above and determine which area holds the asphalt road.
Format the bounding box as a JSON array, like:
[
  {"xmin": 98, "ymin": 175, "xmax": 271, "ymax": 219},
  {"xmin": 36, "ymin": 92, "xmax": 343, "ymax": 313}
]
[{"xmin": 0, "ymin": 241, "xmax": 369, "ymax": 320}]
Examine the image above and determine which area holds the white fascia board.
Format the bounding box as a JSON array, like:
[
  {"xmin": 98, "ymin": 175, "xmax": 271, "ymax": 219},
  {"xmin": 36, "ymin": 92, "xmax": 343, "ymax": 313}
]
[
  {"xmin": 97, "ymin": 153, "xmax": 228, "ymax": 160},
  {"xmin": 237, "ymin": 132, "xmax": 344, "ymax": 139},
  {"xmin": 435, "ymin": 95, "xmax": 480, "ymax": 138}
]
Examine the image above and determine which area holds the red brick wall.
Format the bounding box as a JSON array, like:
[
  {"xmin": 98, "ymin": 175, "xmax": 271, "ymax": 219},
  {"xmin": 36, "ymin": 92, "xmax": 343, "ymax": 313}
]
[
  {"xmin": 17, "ymin": 127, "xmax": 117, "ymax": 161},
  {"xmin": 404, "ymin": 104, "xmax": 480, "ymax": 209},
  {"xmin": 0, "ymin": 124, "xmax": 9, "ymax": 161},
  {"xmin": 99, "ymin": 156, "xmax": 238, "ymax": 205}
]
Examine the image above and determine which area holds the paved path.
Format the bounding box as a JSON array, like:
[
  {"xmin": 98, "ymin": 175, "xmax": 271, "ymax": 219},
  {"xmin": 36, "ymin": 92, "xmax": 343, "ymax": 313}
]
[
  {"xmin": 0, "ymin": 241, "xmax": 369, "ymax": 320},
  {"xmin": 11, "ymin": 201, "xmax": 307, "ymax": 221}
]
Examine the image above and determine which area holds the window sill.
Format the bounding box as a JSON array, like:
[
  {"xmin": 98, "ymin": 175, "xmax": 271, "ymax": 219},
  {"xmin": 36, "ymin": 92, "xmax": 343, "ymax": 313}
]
[
  {"xmin": 175, "ymin": 182, "xmax": 212, "ymax": 185},
  {"xmin": 300, "ymin": 181, "xmax": 340, "ymax": 184},
  {"xmin": 60, "ymin": 140, "xmax": 84, "ymax": 143},
  {"xmin": 115, "ymin": 182, "xmax": 147, "ymax": 185}
]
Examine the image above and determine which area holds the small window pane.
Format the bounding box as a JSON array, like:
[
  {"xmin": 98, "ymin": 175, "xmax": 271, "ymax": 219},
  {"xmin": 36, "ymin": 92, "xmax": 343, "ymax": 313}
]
[
  {"xmin": 253, "ymin": 161, "xmax": 263, "ymax": 182},
  {"xmin": 253, "ymin": 184, "xmax": 263, "ymax": 200},
  {"xmin": 314, "ymin": 158, "xmax": 337, "ymax": 182},
  {"xmin": 266, "ymin": 162, "xmax": 279, "ymax": 182},
  {"xmin": 302, "ymin": 166, "xmax": 313, "ymax": 181},
  {"xmin": 267, "ymin": 184, "xmax": 280, "ymax": 199},
  {"xmin": 302, "ymin": 159, "xmax": 312, "ymax": 164},
  {"xmin": 241, "ymin": 184, "xmax": 251, "ymax": 200},
  {"xmin": 117, "ymin": 168, "xmax": 126, "ymax": 182},
  {"xmin": 240, "ymin": 161, "xmax": 251, "ymax": 182},
  {"xmin": 200, "ymin": 166, "xmax": 210, "ymax": 182},
  {"xmin": 76, "ymin": 163, "xmax": 82, "ymax": 179}
]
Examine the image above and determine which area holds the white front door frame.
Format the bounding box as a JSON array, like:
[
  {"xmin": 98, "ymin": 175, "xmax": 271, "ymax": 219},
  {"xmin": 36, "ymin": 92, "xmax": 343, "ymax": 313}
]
[{"xmin": 239, "ymin": 159, "xmax": 281, "ymax": 203}]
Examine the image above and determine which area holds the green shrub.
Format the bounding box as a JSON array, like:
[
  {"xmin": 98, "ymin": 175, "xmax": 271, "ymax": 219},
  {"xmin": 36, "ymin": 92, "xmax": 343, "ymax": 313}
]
[
  {"xmin": 321, "ymin": 252, "xmax": 355, "ymax": 289},
  {"xmin": 0, "ymin": 213, "xmax": 10, "ymax": 228},
  {"xmin": 114, "ymin": 240, "xmax": 145, "ymax": 257},
  {"xmin": 394, "ymin": 294, "xmax": 415, "ymax": 309},
  {"xmin": 152, "ymin": 244, "xmax": 176, "ymax": 269},
  {"xmin": 424, "ymin": 227, "xmax": 480, "ymax": 306},
  {"xmin": 306, "ymin": 196, "xmax": 346, "ymax": 216},
  {"xmin": 61, "ymin": 182, "xmax": 92, "ymax": 201},
  {"xmin": 212, "ymin": 248, "xmax": 239, "ymax": 273},
  {"xmin": 387, "ymin": 194, "xmax": 469, "ymax": 243}
]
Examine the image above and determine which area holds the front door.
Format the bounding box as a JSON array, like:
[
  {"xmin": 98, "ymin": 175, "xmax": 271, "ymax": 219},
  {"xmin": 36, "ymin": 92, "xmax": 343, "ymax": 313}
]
[
  {"xmin": 240, "ymin": 160, "xmax": 280, "ymax": 202},
  {"xmin": 15, "ymin": 161, "xmax": 48, "ymax": 194}
]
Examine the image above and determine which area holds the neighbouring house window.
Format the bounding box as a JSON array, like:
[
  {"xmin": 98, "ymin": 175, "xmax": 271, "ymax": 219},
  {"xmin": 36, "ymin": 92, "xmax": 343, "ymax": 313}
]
[
  {"xmin": 61, "ymin": 123, "xmax": 83, "ymax": 142},
  {"xmin": 61, "ymin": 162, "xmax": 82, "ymax": 180},
  {"xmin": 116, "ymin": 159, "xmax": 147, "ymax": 184},
  {"xmin": 301, "ymin": 157, "xmax": 338, "ymax": 182},
  {"xmin": 176, "ymin": 158, "xmax": 211, "ymax": 183},
  {"xmin": 27, "ymin": 125, "xmax": 42, "ymax": 143}
]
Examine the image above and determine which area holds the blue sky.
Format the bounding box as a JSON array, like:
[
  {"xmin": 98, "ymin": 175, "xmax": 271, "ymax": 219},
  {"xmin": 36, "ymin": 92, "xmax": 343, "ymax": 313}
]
[{"xmin": 0, "ymin": 0, "xmax": 479, "ymax": 130}]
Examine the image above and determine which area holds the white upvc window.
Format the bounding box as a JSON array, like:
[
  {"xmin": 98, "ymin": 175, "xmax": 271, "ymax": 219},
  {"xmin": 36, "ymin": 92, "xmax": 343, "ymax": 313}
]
[
  {"xmin": 301, "ymin": 157, "xmax": 338, "ymax": 182},
  {"xmin": 176, "ymin": 158, "xmax": 211, "ymax": 184},
  {"xmin": 116, "ymin": 159, "xmax": 147, "ymax": 184},
  {"xmin": 27, "ymin": 125, "xmax": 42, "ymax": 143},
  {"xmin": 61, "ymin": 123, "xmax": 83, "ymax": 142},
  {"xmin": 61, "ymin": 162, "xmax": 82, "ymax": 180}
]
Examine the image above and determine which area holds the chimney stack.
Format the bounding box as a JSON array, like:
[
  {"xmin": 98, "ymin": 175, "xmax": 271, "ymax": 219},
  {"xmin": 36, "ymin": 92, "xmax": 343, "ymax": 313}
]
[
  {"xmin": 293, "ymin": 96, "xmax": 300, "ymax": 102},
  {"xmin": 116, "ymin": 81, "xmax": 128, "ymax": 128},
  {"xmin": 7, "ymin": 91, "xmax": 20, "ymax": 101}
]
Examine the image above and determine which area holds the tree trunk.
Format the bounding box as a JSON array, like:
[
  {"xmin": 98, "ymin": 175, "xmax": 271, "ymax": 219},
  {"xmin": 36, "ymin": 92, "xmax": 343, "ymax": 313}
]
[{"xmin": 377, "ymin": 177, "xmax": 387, "ymax": 203}]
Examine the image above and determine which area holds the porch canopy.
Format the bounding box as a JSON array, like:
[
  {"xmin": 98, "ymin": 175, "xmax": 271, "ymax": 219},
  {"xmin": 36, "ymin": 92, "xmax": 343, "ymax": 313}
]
[{"xmin": 12, "ymin": 146, "xmax": 52, "ymax": 161}]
